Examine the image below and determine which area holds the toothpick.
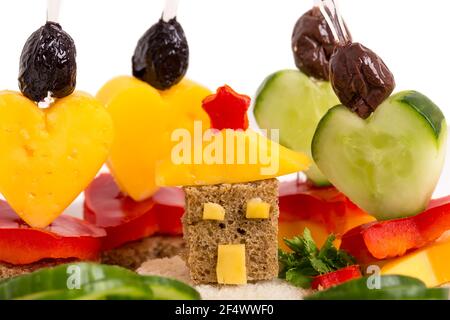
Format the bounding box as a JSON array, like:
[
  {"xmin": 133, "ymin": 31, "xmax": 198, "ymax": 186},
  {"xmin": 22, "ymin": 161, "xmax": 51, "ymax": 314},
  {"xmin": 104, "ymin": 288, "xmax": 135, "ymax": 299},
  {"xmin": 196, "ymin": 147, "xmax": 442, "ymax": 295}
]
[
  {"xmin": 47, "ymin": 0, "xmax": 62, "ymax": 23},
  {"xmin": 315, "ymin": 0, "xmax": 350, "ymax": 44},
  {"xmin": 162, "ymin": 0, "xmax": 180, "ymax": 22}
]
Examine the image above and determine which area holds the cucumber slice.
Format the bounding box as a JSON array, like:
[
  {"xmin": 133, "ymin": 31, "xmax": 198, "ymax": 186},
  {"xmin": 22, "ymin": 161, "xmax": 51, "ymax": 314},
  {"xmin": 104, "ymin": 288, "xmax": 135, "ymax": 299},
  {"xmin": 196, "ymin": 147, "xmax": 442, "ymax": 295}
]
[
  {"xmin": 312, "ymin": 91, "xmax": 447, "ymax": 220},
  {"xmin": 74, "ymin": 280, "xmax": 153, "ymax": 300},
  {"xmin": 17, "ymin": 279, "xmax": 153, "ymax": 300},
  {"xmin": 143, "ymin": 276, "xmax": 200, "ymax": 300},
  {"xmin": 307, "ymin": 275, "xmax": 449, "ymax": 300},
  {"xmin": 254, "ymin": 70, "xmax": 339, "ymax": 186},
  {"xmin": 0, "ymin": 263, "xmax": 200, "ymax": 300}
]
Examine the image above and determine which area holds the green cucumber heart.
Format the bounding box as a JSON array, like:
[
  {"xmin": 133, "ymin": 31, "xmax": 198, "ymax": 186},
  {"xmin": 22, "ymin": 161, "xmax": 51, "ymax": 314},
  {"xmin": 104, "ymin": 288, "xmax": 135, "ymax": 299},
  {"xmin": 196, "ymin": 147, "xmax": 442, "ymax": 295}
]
[
  {"xmin": 312, "ymin": 91, "xmax": 447, "ymax": 220},
  {"xmin": 254, "ymin": 70, "xmax": 339, "ymax": 186}
]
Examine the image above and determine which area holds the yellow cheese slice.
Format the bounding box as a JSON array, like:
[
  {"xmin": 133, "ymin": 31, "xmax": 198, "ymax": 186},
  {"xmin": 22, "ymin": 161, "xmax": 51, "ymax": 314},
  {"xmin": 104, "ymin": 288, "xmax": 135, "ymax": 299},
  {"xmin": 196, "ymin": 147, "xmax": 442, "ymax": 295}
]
[
  {"xmin": 156, "ymin": 129, "xmax": 310, "ymax": 187},
  {"xmin": 381, "ymin": 238, "xmax": 450, "ymax": 287},
  {"xmin": 0, "ymin": 91, "xmax": 113, "ymax": 228},
  {"xmin": 97, "ymin": 76, "xmax": 211, "ymax": 201}
]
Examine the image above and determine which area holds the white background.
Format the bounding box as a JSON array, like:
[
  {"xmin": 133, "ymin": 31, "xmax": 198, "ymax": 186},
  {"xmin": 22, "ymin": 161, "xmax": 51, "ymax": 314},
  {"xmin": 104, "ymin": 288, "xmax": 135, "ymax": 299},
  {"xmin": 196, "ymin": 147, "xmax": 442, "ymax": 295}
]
[{"xmin": 0, "ymin": 0, "xmax": 449, "ymax": 200}]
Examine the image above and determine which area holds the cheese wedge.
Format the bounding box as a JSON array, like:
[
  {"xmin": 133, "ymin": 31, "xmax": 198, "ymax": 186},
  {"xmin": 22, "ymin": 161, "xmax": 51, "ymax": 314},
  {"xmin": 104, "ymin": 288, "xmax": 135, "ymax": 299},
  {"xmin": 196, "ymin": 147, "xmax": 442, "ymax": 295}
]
[{"xmin": 156, "ymin": 129, "xmax": 310, "ymax": 187}]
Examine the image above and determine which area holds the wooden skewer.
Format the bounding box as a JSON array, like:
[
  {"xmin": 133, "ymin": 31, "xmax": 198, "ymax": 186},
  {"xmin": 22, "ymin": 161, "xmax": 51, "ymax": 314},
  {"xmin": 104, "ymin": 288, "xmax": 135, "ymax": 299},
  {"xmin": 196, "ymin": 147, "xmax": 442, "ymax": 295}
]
[
  {"xmin": 47, "ymin": 0, "xmax": 62, "ymax": 23},
  {"xmin": 162, "ymin": 0, "xmax": 180, "ymax": 22},
  {"xmin": 314, "ymin": 0, "xmax": 350, "ymax": 44}
]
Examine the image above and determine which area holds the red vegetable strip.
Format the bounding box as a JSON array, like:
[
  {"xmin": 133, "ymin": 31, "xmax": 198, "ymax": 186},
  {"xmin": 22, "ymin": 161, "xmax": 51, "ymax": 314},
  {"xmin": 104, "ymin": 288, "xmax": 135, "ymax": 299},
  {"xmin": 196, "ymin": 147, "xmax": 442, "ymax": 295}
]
[
  {"xmin": 0, "ymin": 201, "xmax": 105, "ymax": 265},
  {"xmin": 279, "ymin": 180, "xmax": 373, "ymax": 234},
  {"xmin": 341, "ymin": 197, "xmax": 450, "ymax": 262},
  {"xmin": 84, "ymin": 174, "xmax": 184, "ymax": 250},
  {"xmin": 311, "ymin": 265, "xmax": 362, "ymax": 290}
]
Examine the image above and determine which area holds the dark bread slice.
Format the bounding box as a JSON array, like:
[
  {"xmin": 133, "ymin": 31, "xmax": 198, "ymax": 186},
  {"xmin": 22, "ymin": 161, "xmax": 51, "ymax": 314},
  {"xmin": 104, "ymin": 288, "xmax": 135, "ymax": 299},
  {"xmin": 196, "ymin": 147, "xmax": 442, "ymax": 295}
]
[
  {"xmin": 101, "ymin": 236, "xmax": 185, "ymax": 270},
  {"xmin": 0, "ymin": 236, "xmax": 185, "ymax": 280},
  {"xmin": 0, "ymin": 258, "xmax": 79, "ymax": 280},
  {"xmin": 183, "ymin": 179, "xmax": 279, "ymax": 284}
]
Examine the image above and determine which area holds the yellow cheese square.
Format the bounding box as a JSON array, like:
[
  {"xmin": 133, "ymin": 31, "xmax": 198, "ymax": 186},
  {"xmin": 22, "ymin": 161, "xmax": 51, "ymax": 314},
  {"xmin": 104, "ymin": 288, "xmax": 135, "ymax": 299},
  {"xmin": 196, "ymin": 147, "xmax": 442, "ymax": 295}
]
[
  {"xmin": 203, "ymin": 202, "xmax": 225, "ymax": 220},
  {"xmin": 380, "ymin": 238, "xmax": 450, "ymax": 287},
  {"xmin": 246, "ymin": 198, "xmax": 270, "ymax": 219},
  {"xmin": 429, "ymin": 239, "xmax": 450, "ymax": 285},
  {"xmin": 216, "ymin": 244, "xmax": 247, "ymax": 285},
  {"xmin": 381, "ymin": 250, "xmax": 437, "ymax": 287}
]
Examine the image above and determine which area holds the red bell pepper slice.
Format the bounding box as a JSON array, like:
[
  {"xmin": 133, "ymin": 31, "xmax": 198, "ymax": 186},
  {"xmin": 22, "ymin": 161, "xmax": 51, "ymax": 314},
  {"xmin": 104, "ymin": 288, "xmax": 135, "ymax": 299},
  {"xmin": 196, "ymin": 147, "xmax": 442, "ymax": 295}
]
[
  {"xmin": 0, "ymin": 201, "xmax": 105, "ymax": 265},
  {"xmin": 279, "ymin": 180, "xmax": 373, "ymax": 235},
  {"xmin": 311, "ymin": 265, "xmax": 362, "ymax": 290},
  {"xmin": 340, "ymin": 196, "xmax": 450, "ymax": 263},
  {"xmin": 84, "ymin": 174, "xmax": 184, "ymax": 250},
  {"xmin": 152, "ymin": 187, "xmax": 185, "ymax": 236},
  {"xmin": 429, "ymin": 196, "xmax": 450, "ymax": 209}
]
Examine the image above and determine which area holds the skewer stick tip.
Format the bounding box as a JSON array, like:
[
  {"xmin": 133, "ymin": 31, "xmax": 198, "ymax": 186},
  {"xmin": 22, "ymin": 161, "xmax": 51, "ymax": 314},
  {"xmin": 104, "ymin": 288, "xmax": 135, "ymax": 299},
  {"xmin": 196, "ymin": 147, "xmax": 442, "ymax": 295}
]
[
  {"xmin": 47, "ymin": 0, "xmax": 62, "ymax": 23},
  {"xmin": 162, "ymin": 0, "xmax": 180, "ymax": 22},
  {"xmin": 315, "ymin": 0, "xmax": 349, "ymax": 44}
]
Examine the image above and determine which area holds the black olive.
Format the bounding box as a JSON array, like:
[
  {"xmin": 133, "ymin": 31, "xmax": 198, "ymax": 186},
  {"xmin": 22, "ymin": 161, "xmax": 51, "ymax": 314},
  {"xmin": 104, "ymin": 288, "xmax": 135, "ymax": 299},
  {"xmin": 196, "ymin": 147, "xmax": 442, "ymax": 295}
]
[
  {"xmin": 292, "ymin": 7, "xmax": 351, "ymax": 81},
  {"xmin": 18, "ymin": 22, "xmax": 77, "ymax": 102},
  {"xmin": 132, "ymin": 18, "xmax": 189, "ymax": 90},
  {"xmin": 329, "ymin": 42, "xmax": 395, "ymax": 119}
]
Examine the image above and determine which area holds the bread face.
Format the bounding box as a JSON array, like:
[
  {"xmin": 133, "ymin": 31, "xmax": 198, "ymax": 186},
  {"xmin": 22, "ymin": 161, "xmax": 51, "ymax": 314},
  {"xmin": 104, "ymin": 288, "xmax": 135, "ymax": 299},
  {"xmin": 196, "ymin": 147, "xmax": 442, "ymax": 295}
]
[{"xmin": 183, "ymin": 179, "xmax": 279, "ymax": 284}]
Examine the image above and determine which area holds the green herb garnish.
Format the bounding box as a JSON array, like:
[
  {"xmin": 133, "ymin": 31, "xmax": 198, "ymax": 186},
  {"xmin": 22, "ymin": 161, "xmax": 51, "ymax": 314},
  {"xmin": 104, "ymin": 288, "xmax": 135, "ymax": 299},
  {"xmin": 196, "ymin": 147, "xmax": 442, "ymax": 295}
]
[{"xmin": 279, "ymin": 228, "xmax": 355, "ymax": 288}]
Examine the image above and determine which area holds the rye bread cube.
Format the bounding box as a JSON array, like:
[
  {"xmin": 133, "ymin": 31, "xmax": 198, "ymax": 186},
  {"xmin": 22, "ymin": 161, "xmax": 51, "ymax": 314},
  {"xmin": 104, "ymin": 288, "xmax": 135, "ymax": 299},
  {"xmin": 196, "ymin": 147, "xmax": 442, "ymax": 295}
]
[{"xmin": 183, "ymin": 179, "xmax": 279, "ymax": 284}]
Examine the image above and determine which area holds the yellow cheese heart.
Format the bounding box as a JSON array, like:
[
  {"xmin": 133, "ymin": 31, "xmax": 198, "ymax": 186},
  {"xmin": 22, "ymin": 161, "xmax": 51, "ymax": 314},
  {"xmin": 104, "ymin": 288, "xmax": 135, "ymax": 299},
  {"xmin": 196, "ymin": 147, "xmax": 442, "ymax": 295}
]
[
  {"xmin": 0, "ymin": 91, "xmax": 114, "ymax": 228},
  {"xmin": 97, "ymin": 76, "xmax": 211, "ymax": 201}
]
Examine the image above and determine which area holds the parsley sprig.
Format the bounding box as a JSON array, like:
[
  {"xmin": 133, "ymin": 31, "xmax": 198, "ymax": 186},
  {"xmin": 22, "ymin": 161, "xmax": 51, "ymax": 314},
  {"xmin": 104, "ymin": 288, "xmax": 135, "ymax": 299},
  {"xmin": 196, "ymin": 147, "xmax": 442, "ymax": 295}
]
[{"xmin": 279, "ymin": 228, "xmax": 356, "ymax": 288}]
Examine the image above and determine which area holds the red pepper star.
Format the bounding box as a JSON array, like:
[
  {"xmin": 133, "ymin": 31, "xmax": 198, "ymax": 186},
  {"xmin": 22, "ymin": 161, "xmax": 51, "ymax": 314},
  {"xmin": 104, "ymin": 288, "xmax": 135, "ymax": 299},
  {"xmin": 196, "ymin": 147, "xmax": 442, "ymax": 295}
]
[{"xmin": 202, "ymin": 85, "xmax": 251, "ymax": 130}]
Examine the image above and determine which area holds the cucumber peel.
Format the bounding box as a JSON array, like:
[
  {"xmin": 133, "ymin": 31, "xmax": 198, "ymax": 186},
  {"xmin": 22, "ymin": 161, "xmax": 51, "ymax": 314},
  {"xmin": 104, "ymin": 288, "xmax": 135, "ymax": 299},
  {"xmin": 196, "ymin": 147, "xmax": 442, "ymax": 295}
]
[
  {"xmin": 399, "ymin": 91, "xmax": 446, "ymax": 138},
  {"xmin": 17, "ymin": 280, "xmax": 153, "ymax": 300},
  {"xmin": 0, "ymin": 263, "xmax": 200, "ymax": 300},
  {"xmin": 254, "ymin": 70, "xmax": 339, "ymax": 186},
  {"xmin": 143, "ymin": 276, "xmax": 201, "ymax": 300},
  {"xmin": 312, "ymin": 91, "xmax": 447, "ymax": 220},
  {"xmin": 306, "ymin": 275, "xmax": 449, "ymax": 300}
]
